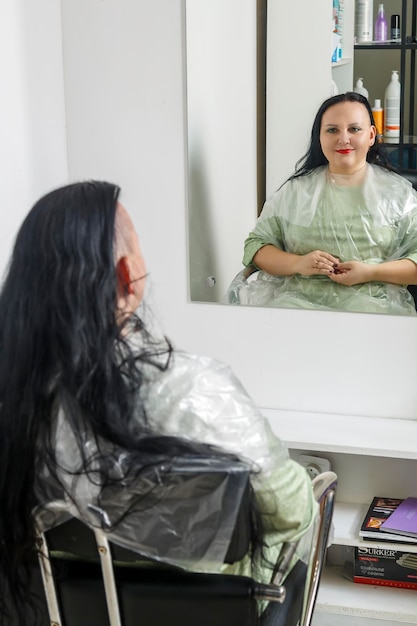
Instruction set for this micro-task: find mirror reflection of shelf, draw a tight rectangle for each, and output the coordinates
[384,136,417,145]
[354,41,402,48]
[332,57,352,68]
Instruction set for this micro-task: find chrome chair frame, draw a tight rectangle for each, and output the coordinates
[37,471,337,626]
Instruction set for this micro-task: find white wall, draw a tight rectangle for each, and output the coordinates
[0,0,68,280]
[266,0,333,194]
[57,0,417,421]
[186,0,258,301]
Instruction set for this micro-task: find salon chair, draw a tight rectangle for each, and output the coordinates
[228,265,260,305]
[36,459,337,626]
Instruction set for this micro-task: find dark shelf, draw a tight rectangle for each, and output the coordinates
[355,42,417,50]
[355,43,402,50]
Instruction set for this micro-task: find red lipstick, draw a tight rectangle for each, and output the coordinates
[336,149,353,154]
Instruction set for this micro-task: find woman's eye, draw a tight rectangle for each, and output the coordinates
[326,128,337,133]
[350,127,361,133]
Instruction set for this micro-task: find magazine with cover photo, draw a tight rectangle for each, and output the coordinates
[380,497,417,539]
[359,497,417,545]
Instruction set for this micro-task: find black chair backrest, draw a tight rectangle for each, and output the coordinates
[35,462,337,626]
[45,541,260,626]
[45,476,252,565]
[41,473,258,626]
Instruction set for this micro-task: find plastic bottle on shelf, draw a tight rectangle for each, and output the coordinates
[372,99,384,139]
[390,14,401,42]
[375,4,388,41]
[384,71,400,138]
[353,77,369,99]
[354,0,373,43]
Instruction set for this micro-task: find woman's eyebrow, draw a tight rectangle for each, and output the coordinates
[323,121,361,127]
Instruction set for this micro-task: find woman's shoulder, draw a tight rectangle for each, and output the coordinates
[276,166,327,193]
[369,163,415,191]
[164,350,244,390]
[264,167,327,212]
[140,348,246,398]
[366,164,417,219]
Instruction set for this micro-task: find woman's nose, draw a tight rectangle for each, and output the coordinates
[338,131,350,144]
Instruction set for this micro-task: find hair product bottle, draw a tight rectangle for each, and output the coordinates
[375,4,388,41]
[353,77,369,99]
[391,14,400,42]
[372,99,384,139]
[355,0,373,43]
[384,70,400,138]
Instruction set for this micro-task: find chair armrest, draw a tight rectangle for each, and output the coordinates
[300,471,337,626]
[265,471,337,625]
[227,266,259,303]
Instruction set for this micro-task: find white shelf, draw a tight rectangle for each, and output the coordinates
[316,566,417,623]
[332,57,352,68]
[333,502,417,552]
[262,408,417,459]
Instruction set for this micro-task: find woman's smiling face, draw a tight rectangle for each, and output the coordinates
[319,100,376,174]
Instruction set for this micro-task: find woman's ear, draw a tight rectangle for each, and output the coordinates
[369,125,377,146]
[116,256,134,295]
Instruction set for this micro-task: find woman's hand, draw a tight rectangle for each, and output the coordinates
[329,261,372,286]
[293,250,340,276]
[330,258,417,286]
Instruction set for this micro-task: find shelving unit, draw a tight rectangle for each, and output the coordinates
[354,0,417,170]
[263,408,417,625]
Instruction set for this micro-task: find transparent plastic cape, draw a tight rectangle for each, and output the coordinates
[34,350,316,577]
[233,165,417,315]
[35,446,251,572]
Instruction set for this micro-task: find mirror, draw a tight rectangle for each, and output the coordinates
[186,0,417,316]
[54,0,417,421]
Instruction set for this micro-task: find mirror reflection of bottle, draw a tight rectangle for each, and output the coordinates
[375,4,388,42]
[384,70,400,138]
[391,14,400,42]
[354,77,369,99]
[355,0,373,43]
[372,99,384,139]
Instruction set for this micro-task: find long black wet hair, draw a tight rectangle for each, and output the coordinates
[0,181,263,624]
[287,92,395,182]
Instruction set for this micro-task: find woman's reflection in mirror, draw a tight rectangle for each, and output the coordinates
[231,92,417,315]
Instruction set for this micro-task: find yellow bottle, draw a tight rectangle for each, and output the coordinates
[372,99,384,140]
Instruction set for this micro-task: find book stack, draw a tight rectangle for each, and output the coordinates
[380,497,417,540]
[355,496,417,589]
[359,497,417,544]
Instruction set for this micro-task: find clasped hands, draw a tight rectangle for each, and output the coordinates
[295,250,372,286]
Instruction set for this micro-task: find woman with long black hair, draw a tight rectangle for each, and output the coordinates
[0,181,316,624]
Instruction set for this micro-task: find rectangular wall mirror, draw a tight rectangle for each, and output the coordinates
[186,0,417,317]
